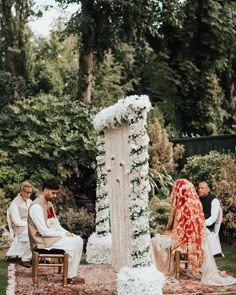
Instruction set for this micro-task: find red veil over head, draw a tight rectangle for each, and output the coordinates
[169,179,206,274]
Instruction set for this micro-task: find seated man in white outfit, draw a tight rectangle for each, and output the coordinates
[28,178,84,284]
[198,181,223,256]
[6,181,33,267]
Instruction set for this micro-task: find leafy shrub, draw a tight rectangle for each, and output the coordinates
[0,189,10,227]
[0,150,27,187]
[0,94,97,196]
[181,151,234,188]
[149,196,171,235]
[212,158,236,230]
[0,71,26,108]
[149,168,174,199]
[58,207,95,239]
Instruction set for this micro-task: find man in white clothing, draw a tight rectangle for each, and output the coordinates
[198,181,223,256]
[28,178,84,284]
[7,181,33,267]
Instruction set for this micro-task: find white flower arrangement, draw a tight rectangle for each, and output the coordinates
[86,232,112,264]
[117,265,165,295]
[86,95,165,293]
[86,133,111,264]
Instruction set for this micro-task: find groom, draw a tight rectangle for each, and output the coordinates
[28,178,84,284]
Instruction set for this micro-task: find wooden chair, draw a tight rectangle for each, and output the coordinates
[175,251,188,280]
[32,248,69,287]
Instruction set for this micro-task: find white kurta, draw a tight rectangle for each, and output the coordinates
[6,196,32,261]
[205,199,223,256]
[29,204,83,279]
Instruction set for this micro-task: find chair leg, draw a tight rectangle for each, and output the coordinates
[32,252,39,287]
[175,251,180,280]
[62,253,69,287]
[58,258,62,274]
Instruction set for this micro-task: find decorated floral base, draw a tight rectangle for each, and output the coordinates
[86,232,112,264]
[117,264,165,295]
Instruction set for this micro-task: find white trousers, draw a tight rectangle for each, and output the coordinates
[21,240,32,261]
[207,229,223,256]
[6,231,32,262]
[49,235,83,278]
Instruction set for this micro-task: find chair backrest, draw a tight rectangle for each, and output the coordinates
[214,206,223,235]
[6,208,15,240]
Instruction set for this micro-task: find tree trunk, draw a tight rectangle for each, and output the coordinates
[77,0,95,104]
[78,35,94,104]
[1,0,28,78]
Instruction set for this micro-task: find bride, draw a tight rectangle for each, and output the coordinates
[152,179,236,286]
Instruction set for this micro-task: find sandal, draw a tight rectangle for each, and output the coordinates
[67,277,85,284]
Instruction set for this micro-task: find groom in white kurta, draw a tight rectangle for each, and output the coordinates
[28,179,83,283]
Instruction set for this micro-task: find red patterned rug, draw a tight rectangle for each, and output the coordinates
[7,263,236,295]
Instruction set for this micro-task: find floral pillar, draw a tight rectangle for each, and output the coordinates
[86,95,165,294]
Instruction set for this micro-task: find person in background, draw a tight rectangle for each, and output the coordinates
[198,181,223,256]
[28,178,84,284]
[158,179,236,285]
[8,181,33,268]
[164,178,206,277]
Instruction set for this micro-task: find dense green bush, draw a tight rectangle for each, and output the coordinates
[0,150,27,187]
[58,207,95,238]
[0,94,97,196]
[149,196,171,235]
[212,157,236,230]
[181,151,234,188]
[0,189,10,227]
[0,71,26,105]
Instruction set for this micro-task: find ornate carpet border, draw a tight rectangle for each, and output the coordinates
[6,263,16,295]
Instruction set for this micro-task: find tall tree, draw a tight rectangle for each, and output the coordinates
[145,0,236,135]
[0,0,36,78]
[56,0,157,103]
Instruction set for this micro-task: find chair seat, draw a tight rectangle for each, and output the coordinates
[35,248,65,254]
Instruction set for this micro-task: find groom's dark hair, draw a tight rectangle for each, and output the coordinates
[41,178,59,190]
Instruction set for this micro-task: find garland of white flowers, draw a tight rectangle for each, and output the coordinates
[128,108,152,267]
[86,95,165,294]
[86,133,112,264]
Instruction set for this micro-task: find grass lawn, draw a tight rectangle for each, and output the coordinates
[0,244,235,295]
[216,244,236,276]
[0,248,8,295]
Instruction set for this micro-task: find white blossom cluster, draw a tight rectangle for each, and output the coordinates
[128,113,152,267]
[95,134,110,235]
[86,134,111,264]
[117,265,165,295]
[86,232,112,264]
[93,95,151,132]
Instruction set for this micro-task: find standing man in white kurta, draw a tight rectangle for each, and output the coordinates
[198,181,223,256]
[7,181,33,267]
[28,179,84,284]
